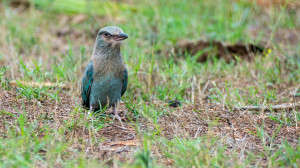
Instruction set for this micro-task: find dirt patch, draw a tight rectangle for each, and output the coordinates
[175,40,265,62]
[159,102,299,145]
[9,0,30,9]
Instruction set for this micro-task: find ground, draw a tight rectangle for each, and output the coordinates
[0,0,300,167]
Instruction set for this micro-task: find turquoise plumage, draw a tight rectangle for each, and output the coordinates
[81,26,128,121]
[81,61,93,109]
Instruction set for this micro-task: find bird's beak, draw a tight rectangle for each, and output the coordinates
[114,33,128,41]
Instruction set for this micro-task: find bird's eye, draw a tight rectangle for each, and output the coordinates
[104,33,110,37]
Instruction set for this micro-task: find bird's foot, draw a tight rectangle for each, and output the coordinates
[112,107,125,128]
[114,113,126,122]
[113,114,125,128]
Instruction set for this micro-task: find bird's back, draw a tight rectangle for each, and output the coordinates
[81,61,94,109]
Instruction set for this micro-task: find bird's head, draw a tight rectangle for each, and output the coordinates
[96,26,128,48]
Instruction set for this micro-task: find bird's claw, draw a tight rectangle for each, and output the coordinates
[113,114,125,128]
[114,114,126,121]
[112,106,126,128]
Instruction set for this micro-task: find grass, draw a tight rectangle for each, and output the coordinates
[0,0,300,167]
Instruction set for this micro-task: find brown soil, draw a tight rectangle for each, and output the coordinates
[175,40,265,62]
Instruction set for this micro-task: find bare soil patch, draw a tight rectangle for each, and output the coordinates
[175,40,265,62]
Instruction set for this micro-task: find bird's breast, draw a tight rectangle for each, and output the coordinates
[90,72,123,107]
[93,72,122,91]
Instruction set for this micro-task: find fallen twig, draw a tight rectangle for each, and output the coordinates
[233,102,300,111]
[102,140,138,146]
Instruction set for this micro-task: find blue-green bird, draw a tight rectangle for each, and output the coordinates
[81,26,128,121]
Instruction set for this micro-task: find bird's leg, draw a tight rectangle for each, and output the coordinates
[112,106,122,121]
[88,106,94,115]
[112,106,125,128]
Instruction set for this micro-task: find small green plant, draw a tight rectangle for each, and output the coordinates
[132,136,154,168]
[275,140,300,167]
[134,148,152,168]
[160,136,237,167]
[0,66,12,90]
[15,80,60,102]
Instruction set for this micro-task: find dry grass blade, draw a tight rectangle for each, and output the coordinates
[9,80,69,90]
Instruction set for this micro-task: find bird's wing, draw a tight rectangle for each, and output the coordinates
[81,61,94,108]
[121,68,128,97]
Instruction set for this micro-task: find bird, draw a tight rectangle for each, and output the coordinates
[81,26,128,122]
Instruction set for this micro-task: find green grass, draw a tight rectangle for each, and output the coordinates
[0,0,300,167]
